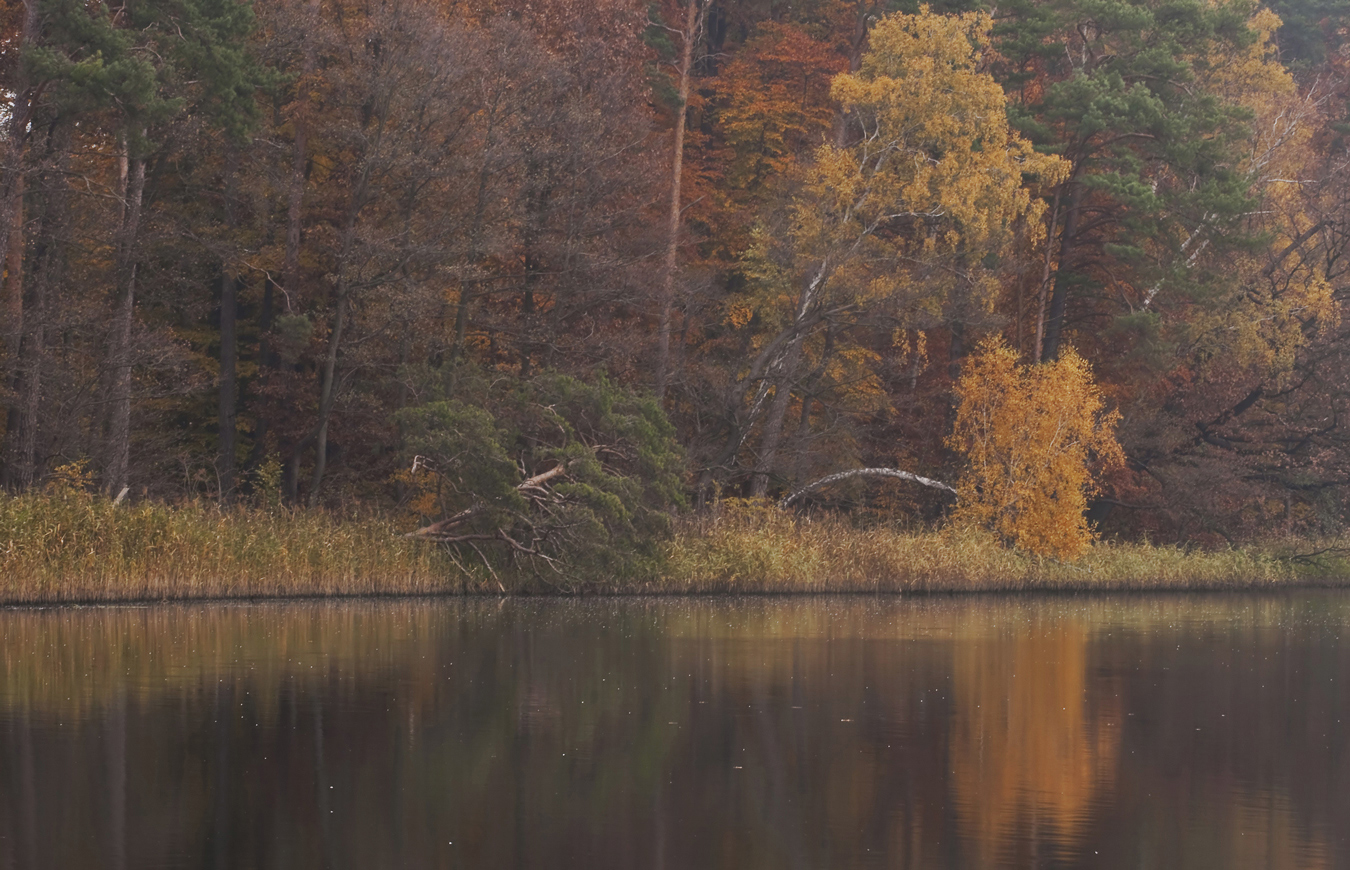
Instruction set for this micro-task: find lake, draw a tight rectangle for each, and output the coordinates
[0,594,1346,869]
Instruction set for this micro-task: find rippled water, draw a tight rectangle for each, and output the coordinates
[0,594,1347,869]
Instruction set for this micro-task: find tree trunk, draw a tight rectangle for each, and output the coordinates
[1030,186,1063,362]
[450,102,502,362]
[307,288,347,507]
[305,120,385,503]
[830,0,873,148]
[218,278,238,500]
[789,327,836,482]
[2,175,22,367]
[277,0,321,497]
[655,0,702,400]
[3,124,69,490]
[1040,173,1085,362]
[283,0,321,305]
[218,152,239,501]
[105,145,146,497]
[0,1,39,342]
[11,250,48,490]
[1,2,41,472]
[749,265,826,498]
[2,172,24,468]
[700,297,824,502]
[747,337,804,498]
[248,274,277,473]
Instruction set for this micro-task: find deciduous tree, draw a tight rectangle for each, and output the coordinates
[715,8,1066,498]
[948,337,1123,559]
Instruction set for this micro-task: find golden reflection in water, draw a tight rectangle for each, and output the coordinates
[1224,787,1332,870]
[948,618,1121,866]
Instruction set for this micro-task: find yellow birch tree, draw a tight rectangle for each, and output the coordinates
[948,338,1124,559]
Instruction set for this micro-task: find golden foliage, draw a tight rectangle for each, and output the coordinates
[728,7,1071,433]
[947,338,1124,560]
[1183,8,1339,376]
[45,459,97,498]
[822,7,1068,252]
[738,7,1069,330]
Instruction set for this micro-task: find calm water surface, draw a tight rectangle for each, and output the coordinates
[0,594,1347,869]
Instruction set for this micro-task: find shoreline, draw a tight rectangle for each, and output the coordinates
[4,578,1350,609]
[5,569,1350,607]
[3,493,1347,605]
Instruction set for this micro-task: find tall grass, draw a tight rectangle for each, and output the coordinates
[0,492,462,603]
[652,502,1326,593]
[1,493,1344,603]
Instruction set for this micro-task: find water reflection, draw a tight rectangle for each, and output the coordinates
[0,596,1346,868]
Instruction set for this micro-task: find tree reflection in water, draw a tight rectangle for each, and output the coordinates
[0,596,1344,869]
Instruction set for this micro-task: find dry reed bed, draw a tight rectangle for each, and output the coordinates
[0,494,457,604]
[1,494,1345,603]
[652,507,1339,593]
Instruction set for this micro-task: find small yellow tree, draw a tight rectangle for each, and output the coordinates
[947,338,1124,559]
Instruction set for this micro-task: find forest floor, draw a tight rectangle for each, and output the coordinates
[1,494,1345,604]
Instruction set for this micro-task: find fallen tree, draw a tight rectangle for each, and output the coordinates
[397,368,685,581]
[779,467,955,509]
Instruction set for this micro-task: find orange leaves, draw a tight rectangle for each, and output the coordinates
[711,22,846,192]
[948,338,1123,560]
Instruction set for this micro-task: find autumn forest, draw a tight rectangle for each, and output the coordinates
[1,0,1349,565]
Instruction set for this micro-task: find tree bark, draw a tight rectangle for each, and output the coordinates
[1032,186,1063,363]
[748,335,805,498]
[655,0,702,400]
[306,104,388,504]
[248,274,276,473]
[405,462,571,539]
[2,172,24,471]
[699,299,828,503]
